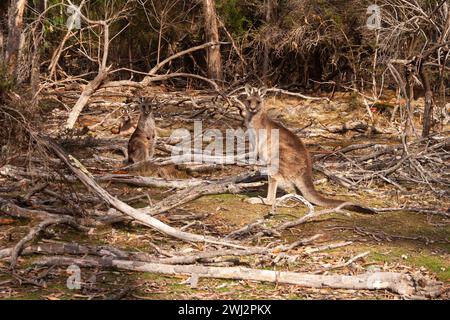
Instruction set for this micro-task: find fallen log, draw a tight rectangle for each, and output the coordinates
[0,242,265,265]
[0,164,264,190]
[1,234,322,264]
[9,216,90,268]
[36,256,443,298]
[326,121,373,134]
[97,174,206,189]
[0,202,100,227]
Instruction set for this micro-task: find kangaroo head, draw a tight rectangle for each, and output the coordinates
[120,108,131,121]
[138,97,158,116]
[243,84,267,114]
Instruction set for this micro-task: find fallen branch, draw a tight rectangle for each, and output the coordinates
[35,256,443,297]
[141,180,263,216]
[275,234,324,251]
[1,235,318,264]
[0,164,261,190]
[40,136,249,249]
[143,72,220,91]
[97,174,206,189]
[141,41,229,84]
[10,216,90,268]
[303,241,354,255]
[0,201,103,227]
[325,121,380,134]
[0,242,127,260]
[276,198,350,231]
[267,88,329,101]
[313,251,370,274]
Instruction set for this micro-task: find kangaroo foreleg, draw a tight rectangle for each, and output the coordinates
[246,176,279,205]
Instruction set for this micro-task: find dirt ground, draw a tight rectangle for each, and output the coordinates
[0,89,449,300]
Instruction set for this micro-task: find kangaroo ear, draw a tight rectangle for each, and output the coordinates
[138,99,145,112]
[244,84,252,96]
[258,87,268,98]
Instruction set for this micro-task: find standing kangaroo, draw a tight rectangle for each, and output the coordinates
[127,97,157,164]
[243,85,375,214]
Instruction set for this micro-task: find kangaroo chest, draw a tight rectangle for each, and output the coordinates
[247,115,278,165]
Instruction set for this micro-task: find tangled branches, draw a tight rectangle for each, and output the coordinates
[316,134,450,197]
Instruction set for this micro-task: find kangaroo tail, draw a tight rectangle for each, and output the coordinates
[294,176,376,215]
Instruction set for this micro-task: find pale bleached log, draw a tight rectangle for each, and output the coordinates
[36,256,442,297]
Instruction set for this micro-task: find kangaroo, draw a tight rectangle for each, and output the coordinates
[118,109,134,136]
[127,97,157,164]
[243,85,375,214]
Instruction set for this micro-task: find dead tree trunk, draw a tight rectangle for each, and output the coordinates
[5,0,27,81]
[404,64,416,137]
[420,62,433,137]
[31,0,47,101]
[0,25,4,66]
[36,257,443,298]
[65,20,111,130]
[202,0,222,82]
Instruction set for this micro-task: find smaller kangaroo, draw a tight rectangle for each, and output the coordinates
[118,109,134,136]
[127,97,157,164]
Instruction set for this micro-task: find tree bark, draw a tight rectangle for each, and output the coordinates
[36,256,443,297]
[0,25,4,66]
[65,19,110,130]
[65,68,109,129]
[202,0,222,82]
[420,62,433,137]
[31,0,47,101]
[5,0,27,81]
[262,0,274,82]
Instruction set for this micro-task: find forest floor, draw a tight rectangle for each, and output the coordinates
[0,88,449,300]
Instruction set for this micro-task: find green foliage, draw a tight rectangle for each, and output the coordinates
[0,65,14,98]
[413,255,450,281]
[348,92,362,111]
[217,0,251,36]
[423,0,442,7]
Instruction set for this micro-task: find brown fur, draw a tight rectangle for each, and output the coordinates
[118,109,135,136]
[127,97,157,164]
[111,109,135,135]
[243,85,375,214]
